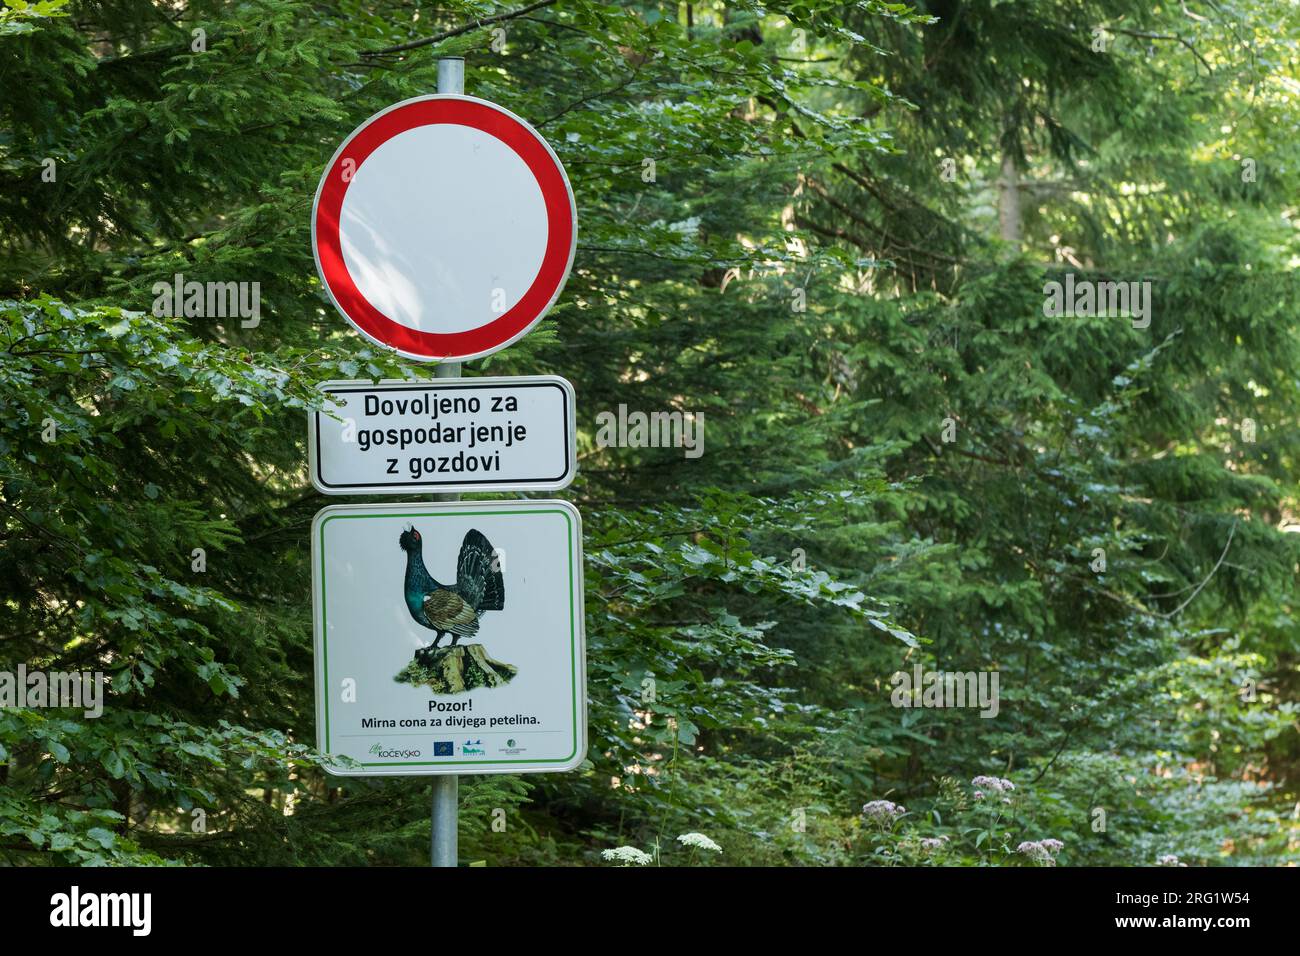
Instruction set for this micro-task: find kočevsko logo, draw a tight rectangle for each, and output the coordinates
[369,742,422,758]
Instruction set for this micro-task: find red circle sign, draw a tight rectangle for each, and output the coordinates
[312,95,577,363]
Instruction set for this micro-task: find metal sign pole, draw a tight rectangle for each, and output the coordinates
[430,771,458,867]
[430,54,466,870]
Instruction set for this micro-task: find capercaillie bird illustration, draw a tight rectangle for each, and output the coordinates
[398,526,505,649]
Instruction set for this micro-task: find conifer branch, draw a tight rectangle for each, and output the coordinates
[363,0,559,57]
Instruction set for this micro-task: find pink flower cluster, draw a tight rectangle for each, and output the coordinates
[1016,839,1064,865]
[971,775,1016,804]
[861,800,906,823]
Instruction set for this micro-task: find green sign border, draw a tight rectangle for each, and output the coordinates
[318,506,580,769]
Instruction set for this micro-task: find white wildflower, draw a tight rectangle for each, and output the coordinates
[675,832,722,853]
[601,846,652,866]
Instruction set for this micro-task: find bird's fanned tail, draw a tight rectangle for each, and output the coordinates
[456,529,505,612]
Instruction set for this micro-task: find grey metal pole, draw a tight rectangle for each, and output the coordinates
[430,54,466,869]
[430,774,458,866]
[430,351,460,868]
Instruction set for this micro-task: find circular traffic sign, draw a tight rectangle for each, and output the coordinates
[312,95,577,363]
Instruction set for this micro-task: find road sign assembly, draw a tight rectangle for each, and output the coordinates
[309,63,584,864]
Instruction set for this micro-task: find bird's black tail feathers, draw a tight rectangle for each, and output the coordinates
[456,529,505,612]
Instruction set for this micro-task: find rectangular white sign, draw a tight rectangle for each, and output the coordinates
[308,375,576,495]
[312,500,586,776]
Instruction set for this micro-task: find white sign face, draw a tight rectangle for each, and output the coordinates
[311,95,577,363]
[312,500,586,776]
[308,376,576,495]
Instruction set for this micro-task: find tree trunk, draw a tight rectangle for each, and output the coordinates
[998,146,1022,248]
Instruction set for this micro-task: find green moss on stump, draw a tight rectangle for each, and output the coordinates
[394,643,517,694]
